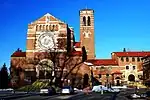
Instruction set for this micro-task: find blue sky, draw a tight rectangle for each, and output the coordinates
[1,0,150,68]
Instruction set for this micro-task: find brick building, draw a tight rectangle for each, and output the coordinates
[10,8,150,87]
[10,9,94,87]
[84,51,150,86]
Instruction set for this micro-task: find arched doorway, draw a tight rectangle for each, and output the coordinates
[83,74,89,88]
[128,74,135,82]
[115,77,121,86]
[36,59,54,79]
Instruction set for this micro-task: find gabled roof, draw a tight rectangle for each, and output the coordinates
[80,8,94,11]
[31,13,66,24]
[86,59,118,66]
[112,52,150,57]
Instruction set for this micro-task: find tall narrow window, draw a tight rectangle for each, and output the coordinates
[49,25,51,31]
[87,16,91,26]
[137,57,140,62]
[39,25,42,31]
[132,57,135,62]
[36,25,40,31]
[126,57,129,62]
[46,25,49,31]
[83,16,86,26]
[43,25,45,31]
[121,57,124,62]
[52,25,55,31]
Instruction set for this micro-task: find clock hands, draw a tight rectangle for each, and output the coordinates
[44,38,51,45]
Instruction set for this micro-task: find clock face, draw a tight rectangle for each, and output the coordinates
[38,33,55,50]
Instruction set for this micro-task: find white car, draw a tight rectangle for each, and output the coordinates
[74,88,82,93]
[40,87,56,96]
[131,94,141,99]
[61,86,74,94]
[40,88,49,95]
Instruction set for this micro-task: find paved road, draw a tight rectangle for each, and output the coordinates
[11,94,78,100]
[68,92,115,100]
[10,92,116,100]
[2,88,148,100]
[116,88,148,100]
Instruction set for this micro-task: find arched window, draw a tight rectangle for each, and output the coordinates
[39,25,42,31]
[36,25,39,31]
[83,16,86,26]
[43,25,45,31]
[87,16,91,26]
[46,25,49,31]
[126,57,129,62]
[52,25,55,31]
[132,57,135,62]
[137,57,140,62]
[49,25,51,31]
[121,57,124,62]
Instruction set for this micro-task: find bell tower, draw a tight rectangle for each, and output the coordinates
[80,9,95,59]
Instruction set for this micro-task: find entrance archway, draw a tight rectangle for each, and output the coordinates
[36,59,54,79]
[83,74,89,88]
[115,77,121,86]
[128,74,135,82]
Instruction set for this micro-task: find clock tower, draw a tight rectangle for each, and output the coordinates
[80,9,95,59]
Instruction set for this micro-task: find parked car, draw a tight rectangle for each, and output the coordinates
[74,88,82,93]
[61,86,74,94]
[40,87,56,96]
[130,94,141,99]
[92,85,120,93]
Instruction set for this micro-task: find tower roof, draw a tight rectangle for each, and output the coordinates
[80,8,94,12]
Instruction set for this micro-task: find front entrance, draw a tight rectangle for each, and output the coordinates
[128,74,135,82]
[115,77,121,86]
[116,80,120,86]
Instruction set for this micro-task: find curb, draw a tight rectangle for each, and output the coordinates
[0,93,37,100]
